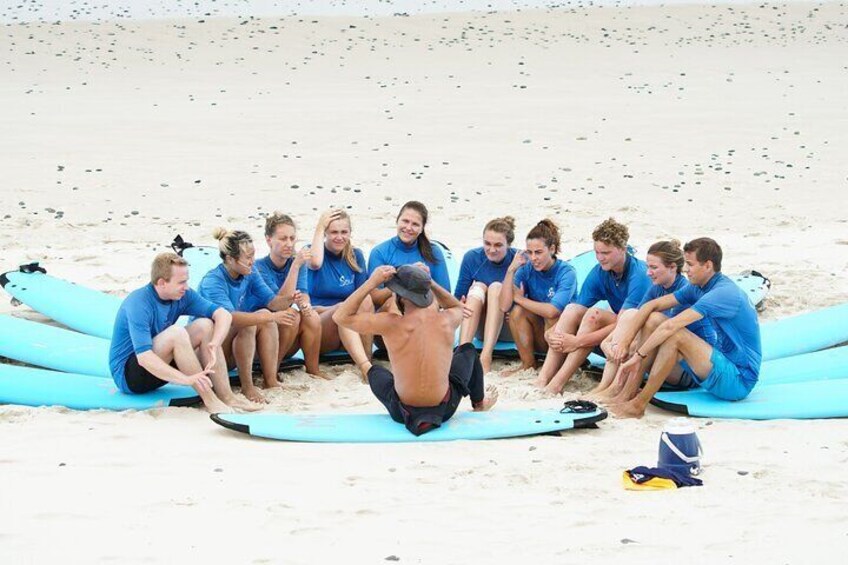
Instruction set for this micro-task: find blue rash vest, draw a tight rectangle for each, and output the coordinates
[198,263,276,313]
[368,236,451,292]
[639,274,716,344]
[109,284,218,393]
[308,247,368,307]
[453,247,518,300]
[576,254,651,313]
[674,272,762,387]
[512,259,577,313]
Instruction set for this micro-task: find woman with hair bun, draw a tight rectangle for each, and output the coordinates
[367,201,451,308]
[197,227,304,402]
[498,218,577,376]
[454,216,519,372]
[590,240,716,403]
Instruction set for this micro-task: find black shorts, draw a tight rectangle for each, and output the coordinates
[124,354,171,393]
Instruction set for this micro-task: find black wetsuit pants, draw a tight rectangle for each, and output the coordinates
[367,342,486,435]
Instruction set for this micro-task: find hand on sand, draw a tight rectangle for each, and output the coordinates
[472,385,499,411]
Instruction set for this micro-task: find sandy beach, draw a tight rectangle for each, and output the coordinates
[1,1,847,562]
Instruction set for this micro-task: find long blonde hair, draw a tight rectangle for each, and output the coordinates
[329,211,362,273]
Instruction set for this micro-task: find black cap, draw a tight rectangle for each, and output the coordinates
[385,265,433,308]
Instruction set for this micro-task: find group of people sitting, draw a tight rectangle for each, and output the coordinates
[108,200,762,433]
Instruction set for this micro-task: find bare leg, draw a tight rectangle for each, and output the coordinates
[612,328,713,418]
[300,310,330,379]
[535,304,585,388]
[544,308,617,394]
[503,304,540,375]
[479,283,506,373]
[472,384,499,411]
[223,324,265,403]
[151,323,231,413]
[277,308,301,366]
[255,314,281,390]
[605,312,668,403]
[459,283,487,345]
[331,298,375,380]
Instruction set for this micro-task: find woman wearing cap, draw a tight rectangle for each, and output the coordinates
[306,209,374,380]
[198,228,302,403]
[454,216,518,373]
[367,201,451,308]
[499,219,577,376]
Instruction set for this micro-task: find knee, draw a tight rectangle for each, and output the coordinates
[192,317,214,336]
[509,305,526,322]
[240,325,257,339]
[646,312,668,331]
[583,308,604,329]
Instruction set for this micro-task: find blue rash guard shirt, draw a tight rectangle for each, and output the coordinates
[576,254,651,313]
[453,247,518,300]
[368,236,451,292]
[308,247,368,307]
[254,255,309,295]
[109,284,218,393]
[639,274,716,344]
[674,272,762,387]
[198,263,277,313]
[512,259,577,313]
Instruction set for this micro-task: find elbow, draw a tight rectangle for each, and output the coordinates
[331,311,344,326]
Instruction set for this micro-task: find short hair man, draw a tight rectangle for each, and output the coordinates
[109,252,258,412]
[610,238,762,418]
[334,265,497,436]
[536,218,651,394]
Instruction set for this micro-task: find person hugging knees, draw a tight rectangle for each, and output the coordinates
[197,228,307,404]
[109,252,260,413]
[498,218,577,376]
[536,217,650,394]
[609,237,761,418]
[305,209,374,381]
[587,239,716,405]
[455,216,519,373]
[255,212,326,379]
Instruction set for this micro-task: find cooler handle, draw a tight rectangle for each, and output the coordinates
[661,432,703,464]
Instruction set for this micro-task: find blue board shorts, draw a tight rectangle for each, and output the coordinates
[694,348,753,401]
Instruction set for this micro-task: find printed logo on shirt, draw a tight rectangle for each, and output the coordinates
[339,275,354,287]
[547,287,555,299]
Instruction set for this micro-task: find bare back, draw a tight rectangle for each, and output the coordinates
[382,304,459,407]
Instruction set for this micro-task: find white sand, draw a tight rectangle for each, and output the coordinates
[1,2,847,562]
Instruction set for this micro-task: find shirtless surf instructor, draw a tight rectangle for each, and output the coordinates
[334,265,498,436]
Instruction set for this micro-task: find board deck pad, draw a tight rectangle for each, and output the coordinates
[211,407,607,443]
[0,364,199,410]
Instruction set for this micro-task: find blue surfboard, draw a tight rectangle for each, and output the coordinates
[0,363,199,410]
[651,378,848,420]
[211,407,607,443]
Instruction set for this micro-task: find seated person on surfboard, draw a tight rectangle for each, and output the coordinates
[536,218,650,395]
[586,240,716,405]
[199,228,322,405]
[499,219,576,377]
[257,212,323,378]
[109,253,259,413]
[334,265,498,436]
[454,215,518,373]
[610,238,762,418]
[306,209,374,381]
[367,200,451,309]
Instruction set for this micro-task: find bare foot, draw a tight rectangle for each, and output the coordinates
[241,386,267,404]
[543,383,563,395]
[609,401,646,419]
[226,396,264,412]
[472,385,499,412]
[502,362,536,377]
[262,379,282,390]
[202,396,232,414]
[307,369,334,381]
